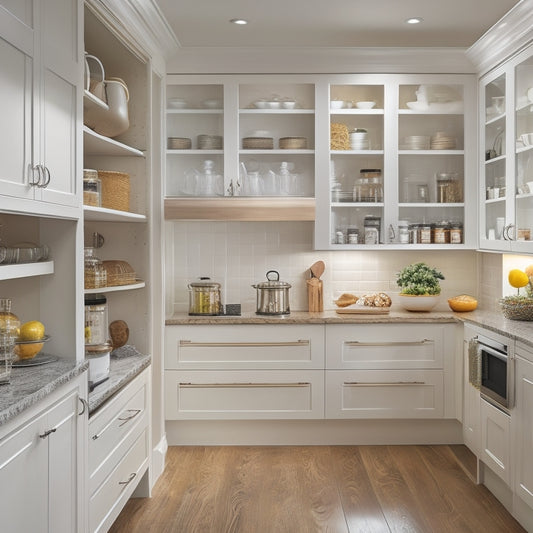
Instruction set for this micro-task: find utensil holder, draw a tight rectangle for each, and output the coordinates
[307,278,323,312]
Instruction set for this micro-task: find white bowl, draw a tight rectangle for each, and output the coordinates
[266,101,281,109]
[406,101,429,111]
[282,101,296,109]
[397,294,440,312]
[202,99,222,109]
[254,101,267,109]
[330,100,344,109]
[356,101,376,109]
[168,98,187,109]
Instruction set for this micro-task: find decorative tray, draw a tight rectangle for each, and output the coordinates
[336,307,390,314]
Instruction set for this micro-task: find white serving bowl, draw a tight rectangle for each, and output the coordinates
[356,101,376,109]
[406,101,429,111]
[168,98,187,109]
[266,101,281,109]
[202,99,222,109]
[282,101,296,109]
[330,100,344,109]
[254,101,267,109]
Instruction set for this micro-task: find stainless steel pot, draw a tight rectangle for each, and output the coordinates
[252,270,291,315]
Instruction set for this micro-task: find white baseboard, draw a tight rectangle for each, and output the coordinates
[151,434,168,485]
[165,419,463,446]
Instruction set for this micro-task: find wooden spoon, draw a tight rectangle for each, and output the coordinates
[310,260,325,279]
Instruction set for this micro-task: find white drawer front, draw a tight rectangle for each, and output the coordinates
[89,371,148,492]
[165,325,325,369]
[165,369,324,419]
[326,369,444,419]
[89,428,149,533]
[326,324,446,369]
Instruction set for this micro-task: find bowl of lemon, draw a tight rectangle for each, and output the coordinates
[14,321,49,360]
[499,267,533,321]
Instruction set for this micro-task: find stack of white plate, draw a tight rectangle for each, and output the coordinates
[430,132,456,150]
[349,130,369,150]
[403,135,430,150]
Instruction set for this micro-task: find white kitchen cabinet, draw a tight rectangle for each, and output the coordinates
[479,42,533,253]
[463,324,481,456]
[0,374,87,533]
[0,0,82,212]
[480,397,511,486]
[325,322,457,419]
[164,324,325,419]
[513,345,533,509]
[316,73,477,249]
[88,368,150,533]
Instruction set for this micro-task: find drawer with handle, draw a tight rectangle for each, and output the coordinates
[165,369,324,419]
[89,369,149,493]
[165,325,325,369]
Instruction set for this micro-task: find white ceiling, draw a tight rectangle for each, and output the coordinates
[154,0,521,48]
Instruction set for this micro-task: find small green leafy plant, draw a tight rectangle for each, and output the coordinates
[396,262,445,295]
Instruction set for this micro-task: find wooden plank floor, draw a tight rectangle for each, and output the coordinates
[109,445,526,533]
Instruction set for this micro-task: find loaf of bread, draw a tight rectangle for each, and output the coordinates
[334,293,359,307]
[358,292,392,308]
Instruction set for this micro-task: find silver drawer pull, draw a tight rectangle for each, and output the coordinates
[118,472,136,486]
[344,339,433,347]
[179,382,311,388]
[343,381,426,387]
[39,428,57,439]
[179,340,309,348]
[118,409,142,427]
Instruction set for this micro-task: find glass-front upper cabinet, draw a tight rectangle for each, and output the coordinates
[479,42,533,253]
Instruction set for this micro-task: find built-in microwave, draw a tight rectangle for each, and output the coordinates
[478,334,514,413]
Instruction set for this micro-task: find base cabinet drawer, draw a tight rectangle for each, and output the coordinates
[165,325,325,369]
[325,369,444,419]
[89,428,149,533]
[165,370,324,419]
[326,324,449,369]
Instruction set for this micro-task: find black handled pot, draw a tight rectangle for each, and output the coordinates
[252,270,291,315]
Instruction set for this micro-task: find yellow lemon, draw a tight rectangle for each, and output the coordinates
[508,269,530,289]
[18,321,45,341]
[14,342,44,359]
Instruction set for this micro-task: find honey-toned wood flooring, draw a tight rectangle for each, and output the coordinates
[109,445,526,533]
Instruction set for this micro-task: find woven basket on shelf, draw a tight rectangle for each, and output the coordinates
[279,137,307,149]
[102,260,136,286]
[167,137,192,149]
[98,170,130,212]
[197,134,223,150]
[242,137,274,149]
[499,298,533,321]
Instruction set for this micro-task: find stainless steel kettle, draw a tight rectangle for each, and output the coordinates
[252,270,291,315]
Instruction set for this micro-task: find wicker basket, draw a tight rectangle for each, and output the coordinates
[242,137,274,149]
[102,260,136,286]
[499,298,533,321]
[98,170,130,212]
[168,137,192,149]
[279,137,307,149]
[197,134,223,150]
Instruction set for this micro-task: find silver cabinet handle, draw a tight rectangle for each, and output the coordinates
[179,382,311,388]
[40,165,51,188]
[180,340,309,348]
[39,428,57,439]
[343,381,426,387]
[118,472,136,486]
[344,339,433,347]
[29,164,41,186]
[78,398,89,416]
[118,409,141,427]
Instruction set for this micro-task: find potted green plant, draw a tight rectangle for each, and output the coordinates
[396,262,445,311]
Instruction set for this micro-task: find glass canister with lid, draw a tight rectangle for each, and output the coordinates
[0,298,19,384]
[84,247,107,289]
[188,277,222,315]
[84,294,108,345]
[83,169,101,207]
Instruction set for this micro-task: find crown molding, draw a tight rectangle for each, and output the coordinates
[166,46,475,75]
[85,0,179,72]
[466,0,533,77]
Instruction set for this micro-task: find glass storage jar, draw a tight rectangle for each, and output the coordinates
[83,169,101,207]
[84,247,107,289]
[433,222,450,244]
[436,172,463,203]
[188,278,222,315]
[0,298,19,385]
[84,294,108,345]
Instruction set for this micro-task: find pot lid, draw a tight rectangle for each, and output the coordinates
[189,277,221,289]
[254,270,291,289]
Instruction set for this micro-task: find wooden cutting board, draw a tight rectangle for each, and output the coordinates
[336,306,390,314]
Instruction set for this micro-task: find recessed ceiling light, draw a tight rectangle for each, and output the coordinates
[405,17,423,24]
[230,18,248,25]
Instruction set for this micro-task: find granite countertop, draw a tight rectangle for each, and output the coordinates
[166,309,533,348]
[0,358,89,427]
[88,352,151,414]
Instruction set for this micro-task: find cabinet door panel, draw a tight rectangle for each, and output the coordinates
[0,0,34,28]
[0,36,33,199]
[0,416,47,533]
[480,398,510,485]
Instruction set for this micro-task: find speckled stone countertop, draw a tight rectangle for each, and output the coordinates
[0,358,89,427]
[166,309,533,347]
[88,353,151,415]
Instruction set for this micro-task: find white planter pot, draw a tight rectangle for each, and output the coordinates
[397,294,440,312]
